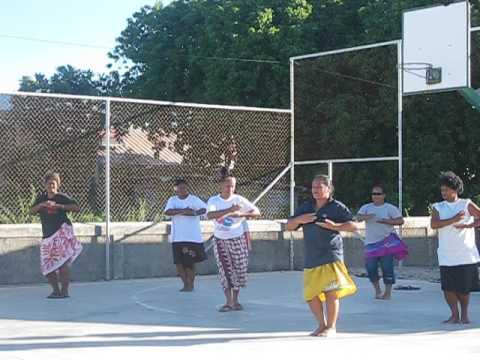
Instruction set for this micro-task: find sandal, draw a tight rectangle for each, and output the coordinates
[394,285,420,291]
[46,293,63,299]
[232,303,244,311]
[218,304,233,312]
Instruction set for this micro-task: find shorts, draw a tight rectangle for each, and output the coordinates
[440,263,479,294]
[172,242,207,268]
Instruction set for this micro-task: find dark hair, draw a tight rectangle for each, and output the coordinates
[44,171,61,186]
[312,174,334,194]
[174,178,187,186]
[439,171,464,194]
[372,183,385,194]
[218,167,235,182]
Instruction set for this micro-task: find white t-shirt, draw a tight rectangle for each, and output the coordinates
[207,194,259,239]
[433,198,480,266]
[164,195,207,243]
[358,202,402,245]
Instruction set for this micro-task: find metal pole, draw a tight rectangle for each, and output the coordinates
[289,59,296,272]
[290,59,295,216]
[397,40,403,214]
[2,90,289,114]
[397,40,404,269]
[295,156,399,166]
[290,231,295,271]
[291,40,400,61]
[252,164,292,205]
[328,161,333,181]
[105,99,112,281]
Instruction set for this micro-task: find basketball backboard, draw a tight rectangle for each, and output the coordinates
[402,1,470,95]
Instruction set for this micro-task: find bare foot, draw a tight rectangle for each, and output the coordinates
[232,303,244,311]
[47,292,63,299]
[442,317,460,324]
[375,293,383,300]
[318,327,336,337]
[461,318,471,324]
[381,293,391,300]
[310,326,326,336]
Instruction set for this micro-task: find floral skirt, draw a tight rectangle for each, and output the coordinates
[40,223,83,276]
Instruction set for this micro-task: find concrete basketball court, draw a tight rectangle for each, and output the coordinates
[0,271,479,359]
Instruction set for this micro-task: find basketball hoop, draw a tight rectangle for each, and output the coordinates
[401,63,442,84]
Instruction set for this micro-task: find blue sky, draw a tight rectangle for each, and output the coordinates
[0,0,173,92]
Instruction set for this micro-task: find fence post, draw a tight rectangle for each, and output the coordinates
[289,231,295,271]
[105,98,112,281]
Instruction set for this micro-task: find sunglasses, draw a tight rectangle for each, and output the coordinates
[371,192,384,196]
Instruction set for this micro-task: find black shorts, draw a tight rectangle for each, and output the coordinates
[440,263,480,294]
[172,242,207,268]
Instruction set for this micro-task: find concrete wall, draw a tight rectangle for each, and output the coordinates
[0,217,462,285]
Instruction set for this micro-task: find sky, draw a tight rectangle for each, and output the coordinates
[0,0,173,92]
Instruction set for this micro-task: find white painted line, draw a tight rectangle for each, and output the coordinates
[131,286,178,314]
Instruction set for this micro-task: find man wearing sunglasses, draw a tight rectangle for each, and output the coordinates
[356,185,404,300]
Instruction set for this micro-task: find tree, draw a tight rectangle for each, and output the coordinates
[16,0,480,215]
[18,65,128,97]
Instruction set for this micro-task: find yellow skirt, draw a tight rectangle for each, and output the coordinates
[304,261,357,302]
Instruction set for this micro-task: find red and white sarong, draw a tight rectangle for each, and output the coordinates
[40,223,82,276]
[213,234,249,290]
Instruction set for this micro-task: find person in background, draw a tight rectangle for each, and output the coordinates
[207,171,260,312]
[30,172,82,299]
[356,184,404,300]
[164,178,207,292]
[430,171,480,324]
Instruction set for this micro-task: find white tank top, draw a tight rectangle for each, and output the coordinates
[433,198,480,266]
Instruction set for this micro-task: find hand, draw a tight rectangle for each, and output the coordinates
[296,213,317,224]
[358,213,375,221]
[317,218,337,230]
[39,201,51,208]
[230,211,243,218]
[243,209,257,219]
[230,204,242,212]
[454,223,473,229]
[453,211,465,222]
[182,207,196,216]
[46,201,62,209]
[376,218,391,225]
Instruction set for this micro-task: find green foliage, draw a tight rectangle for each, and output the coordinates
[16,0,480,215]
[70,211,106,223]
[0,186,39,224]
[111,198,166,223]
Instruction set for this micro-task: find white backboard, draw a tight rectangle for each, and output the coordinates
[402,1,470,95]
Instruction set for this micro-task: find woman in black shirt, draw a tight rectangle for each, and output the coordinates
[31,172,82,298]
[287,175,358,337]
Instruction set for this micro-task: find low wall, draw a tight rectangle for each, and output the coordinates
[0,217,460,285]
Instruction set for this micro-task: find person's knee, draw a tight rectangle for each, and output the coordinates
[307,296,322,305]
[383,276,395,285]
[365,266,379,283]
[325,291,338,301]
[182,264,195,275]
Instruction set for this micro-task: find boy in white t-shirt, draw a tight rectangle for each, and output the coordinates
[164,179,207,292]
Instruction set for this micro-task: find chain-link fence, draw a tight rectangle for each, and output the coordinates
[291,43,401,211]
[0,93,291,224]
